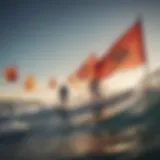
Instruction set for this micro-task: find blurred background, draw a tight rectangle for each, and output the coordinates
[0,0,160,159]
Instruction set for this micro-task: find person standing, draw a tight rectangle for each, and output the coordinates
[56,85,73,158]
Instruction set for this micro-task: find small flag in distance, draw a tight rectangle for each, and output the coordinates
[24,75,36,92]
[3,65,18,82]
[49,78,57,89]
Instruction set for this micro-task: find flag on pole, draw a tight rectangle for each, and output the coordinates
[95,19,146,80]
[76,53,98,80]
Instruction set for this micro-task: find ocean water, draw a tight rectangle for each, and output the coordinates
[0,88,160,160]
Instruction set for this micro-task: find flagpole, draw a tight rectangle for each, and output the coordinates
[139,16,151,90]
[137,16,152,155]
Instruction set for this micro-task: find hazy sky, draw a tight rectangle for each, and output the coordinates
[0,0,160,94]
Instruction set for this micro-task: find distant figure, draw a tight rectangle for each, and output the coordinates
[58,85,69,119]
[57,85,73,157]
[59,85,69,105]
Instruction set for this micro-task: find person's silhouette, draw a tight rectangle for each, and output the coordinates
[57,85,73,157]
[59,85,69,105]
[58,85,70,120]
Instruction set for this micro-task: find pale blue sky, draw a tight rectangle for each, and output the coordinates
[0,0,160,92]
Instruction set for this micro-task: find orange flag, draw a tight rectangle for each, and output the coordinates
[76,53,98,80]
[67,73,79,88]
[68,74,76,84]
[95,19,146,80]
[24,75,36,91]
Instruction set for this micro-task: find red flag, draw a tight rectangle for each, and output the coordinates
[3,65,18,82]
[76,53,98,80]
[95,19,146,80]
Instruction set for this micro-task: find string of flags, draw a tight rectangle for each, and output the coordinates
[1,18,146,92]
